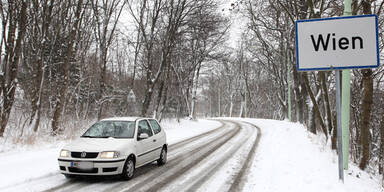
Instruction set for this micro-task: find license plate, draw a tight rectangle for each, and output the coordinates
[71,161,93,170]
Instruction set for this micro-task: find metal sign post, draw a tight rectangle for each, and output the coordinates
[335,71,344,182]
[342,0,352,171]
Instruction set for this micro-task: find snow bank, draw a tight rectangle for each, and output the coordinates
[229,118,382,192]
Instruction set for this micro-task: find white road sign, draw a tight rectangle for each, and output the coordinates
[296,14,379,71]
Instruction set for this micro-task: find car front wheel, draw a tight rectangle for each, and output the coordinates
[157,147,167,166]
[121,157,135,180]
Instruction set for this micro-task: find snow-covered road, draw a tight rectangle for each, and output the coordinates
[2,120,260,192]
[1,118,381,192]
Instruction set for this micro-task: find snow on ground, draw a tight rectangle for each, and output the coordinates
[0,118,382,192]
[161,119,222,145]
[0,119,221,191]
[223,118,382,192]
[187,121,258,192]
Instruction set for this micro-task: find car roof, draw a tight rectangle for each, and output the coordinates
[101,117,146,122]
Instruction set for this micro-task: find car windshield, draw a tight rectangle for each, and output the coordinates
[81,121,135,138]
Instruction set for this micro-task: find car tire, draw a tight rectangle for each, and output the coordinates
[121,157,135,180]
[157,147,167,166]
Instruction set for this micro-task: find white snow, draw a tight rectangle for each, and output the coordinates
[0,118,382,192]
[0,119,221,191]
[0,147,65,190]
[226,118,383,192]
[165,121,259,192]
[161,119,222,145]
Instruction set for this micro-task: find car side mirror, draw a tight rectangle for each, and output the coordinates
[138,133,149,140]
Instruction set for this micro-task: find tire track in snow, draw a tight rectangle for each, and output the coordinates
[228,121,261,192]
[41,180,76,192]
[113,121,240,192]
[183,120,251,192]
[40,120,230,192]
[17,120,252,192]
[162,120,260,192]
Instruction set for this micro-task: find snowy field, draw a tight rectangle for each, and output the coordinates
[0,118,382,192]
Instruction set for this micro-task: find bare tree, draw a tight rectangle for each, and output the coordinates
[127,0,164,117]
[178,0,228,119]
[51,0,85,134]
[20,0,55,133]
[91,0,126,120]
[0,0,28,137]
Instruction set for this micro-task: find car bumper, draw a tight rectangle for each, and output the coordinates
[58,158,126,176]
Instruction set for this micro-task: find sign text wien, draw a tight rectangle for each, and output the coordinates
[296,15,379,71]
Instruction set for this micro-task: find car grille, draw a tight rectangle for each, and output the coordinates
[68,167,98,174]
[71,152,99,158]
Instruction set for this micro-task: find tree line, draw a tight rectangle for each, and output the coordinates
[0,0,228,137]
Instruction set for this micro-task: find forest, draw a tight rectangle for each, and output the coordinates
[0,0,384,181]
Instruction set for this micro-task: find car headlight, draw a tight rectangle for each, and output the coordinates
[100,151,120,159]
[60,149,70,157]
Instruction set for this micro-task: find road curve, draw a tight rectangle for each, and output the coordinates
[8,120,261,192]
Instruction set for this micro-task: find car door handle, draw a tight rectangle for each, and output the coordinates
[153,139,156,142]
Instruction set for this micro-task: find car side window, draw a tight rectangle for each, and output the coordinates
[138,120,153,138]
[149,119,161,134]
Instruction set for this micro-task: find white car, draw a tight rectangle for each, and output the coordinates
[58,117,167,180]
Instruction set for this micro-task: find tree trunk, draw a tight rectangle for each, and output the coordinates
[157,67,172,121]
[229,94,234,117]
[303,73,328,139]
[51,0,83,134]
[141,43,169,117]
[359,69,373,170]
[218,88,221,116]
[380,117,384,175]
[190,62,202,120]
[319,71,336,149]
[141,75,154,117]
[309,104,316,134]
[158,82,169,121]
[154,80,165,119]
[27,0,55,133]
[319,72,333,133]
[380,112,384,177]
[155,65,171,120]
[359,0,373,170]
[292,66,305,123]
[0,1,28,137]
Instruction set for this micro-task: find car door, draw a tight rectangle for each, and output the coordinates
[136,120,155,166]
[148,119,164,159]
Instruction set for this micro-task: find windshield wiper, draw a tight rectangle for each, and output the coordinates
[92,136,112,138]
[81,135,116,138]
[114,137,132,139]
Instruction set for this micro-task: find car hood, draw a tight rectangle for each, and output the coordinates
[64,137,135,152]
